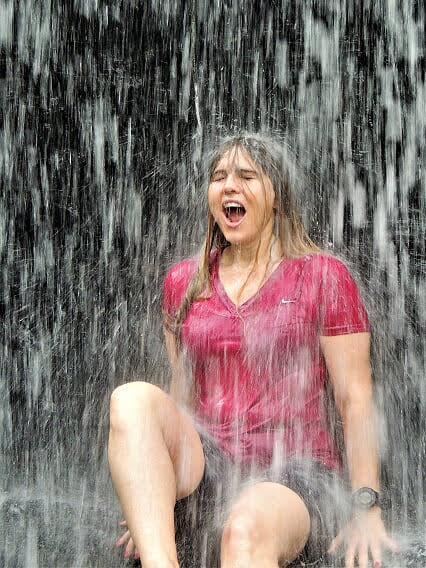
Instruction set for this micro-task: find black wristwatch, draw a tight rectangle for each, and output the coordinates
[351,487,381,509]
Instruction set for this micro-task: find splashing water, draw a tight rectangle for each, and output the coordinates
[0,1,424,566]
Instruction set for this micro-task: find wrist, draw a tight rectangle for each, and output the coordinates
[351,487,385,510]
[355,504,382,515]
[352,505,383,523]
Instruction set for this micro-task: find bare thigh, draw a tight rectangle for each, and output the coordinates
[221,481,311,567]
[110,381,205,499]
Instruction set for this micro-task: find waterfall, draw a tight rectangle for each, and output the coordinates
[0,1,424,566]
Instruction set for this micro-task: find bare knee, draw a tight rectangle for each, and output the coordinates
[221,483,311,567]
[109,381,164,431]
[221,510,263,560]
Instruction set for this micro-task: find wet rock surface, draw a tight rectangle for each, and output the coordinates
[0,495,120,568]
[0,496,424,567]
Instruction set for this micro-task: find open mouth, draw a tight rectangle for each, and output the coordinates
[223,203,246,223]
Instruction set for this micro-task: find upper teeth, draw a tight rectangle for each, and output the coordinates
[225,202,243,208]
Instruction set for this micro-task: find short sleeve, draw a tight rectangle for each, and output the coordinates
[162,260,197,331]
[317,255,370,336]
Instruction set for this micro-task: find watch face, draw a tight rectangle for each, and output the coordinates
[358,490,376,506]
[353,487,379,508]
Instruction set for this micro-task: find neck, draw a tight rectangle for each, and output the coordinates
[223,231,283,270]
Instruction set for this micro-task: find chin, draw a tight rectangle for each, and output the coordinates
[223,233,255,246]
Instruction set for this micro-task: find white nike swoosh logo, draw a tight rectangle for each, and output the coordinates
[281,299,296,304]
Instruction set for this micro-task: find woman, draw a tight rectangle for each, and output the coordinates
[108,134,399,567]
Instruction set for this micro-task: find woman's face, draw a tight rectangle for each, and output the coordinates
[208,146,276,247]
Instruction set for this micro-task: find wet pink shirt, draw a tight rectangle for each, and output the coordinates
[163,251,370,471]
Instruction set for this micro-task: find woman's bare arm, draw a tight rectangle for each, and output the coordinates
[320,332,379,491]
[321,332,398,567]
[164,327,195,409]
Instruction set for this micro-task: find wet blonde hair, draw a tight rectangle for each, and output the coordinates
[166,133,319,342]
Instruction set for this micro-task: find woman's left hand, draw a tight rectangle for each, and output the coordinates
[327,507,400,568]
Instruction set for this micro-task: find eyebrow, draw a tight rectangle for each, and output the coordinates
[212,167,259,176]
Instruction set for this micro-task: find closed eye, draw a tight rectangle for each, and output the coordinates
[210,168,259,182]
[238,169,258,180]
[210,170,227,182]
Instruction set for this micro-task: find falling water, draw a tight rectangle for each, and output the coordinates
[0,1,424,566]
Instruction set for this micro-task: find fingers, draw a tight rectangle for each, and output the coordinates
[344,543,355,568]
[115,530,131,547]
[344,537,372,568]
[382,532,400,554]
[124,536,135,559]
[345,536,399,568]
[115,522,140,560]
[329,525,400,568]
[370,540,382,568]
[356,542,369,568]
[327,530,344,554]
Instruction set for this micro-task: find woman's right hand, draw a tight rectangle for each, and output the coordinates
[115,520,140,560]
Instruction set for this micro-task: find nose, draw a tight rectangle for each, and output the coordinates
[223,171,241,193]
